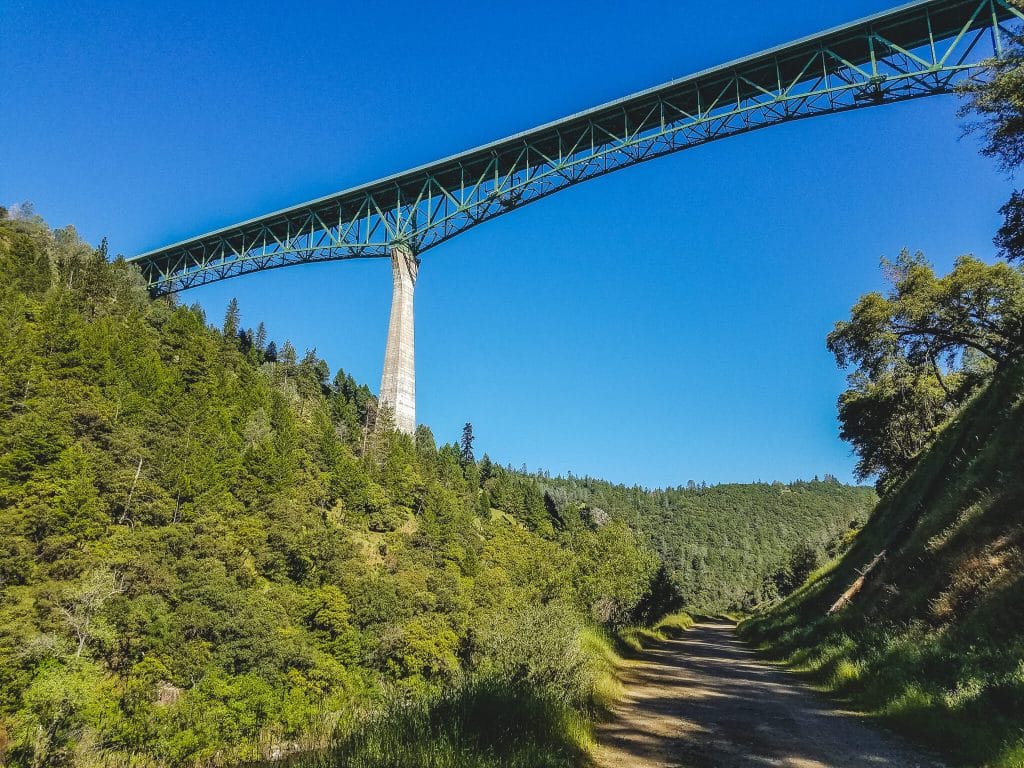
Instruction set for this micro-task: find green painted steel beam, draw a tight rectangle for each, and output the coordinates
[130,0,1024,295]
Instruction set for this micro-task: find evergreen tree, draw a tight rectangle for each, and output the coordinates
[222,297,240,339]
[459,422,475,466]
[415,424,437,455]
[254,321,267,351]
[479,453,493,484]
[280,340,297,366]
[238,327,253,353]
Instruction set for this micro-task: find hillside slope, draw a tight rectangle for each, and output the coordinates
[0,211,883,767]
[0,214,662,767]
[742,360,1024,767]
[536,476,876,611]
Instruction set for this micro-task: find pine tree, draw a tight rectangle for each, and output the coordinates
[479,453,493,483]
[280,340,297,367]
[254,322,267,351]
[222,298,240,339]
[459,422,475,466]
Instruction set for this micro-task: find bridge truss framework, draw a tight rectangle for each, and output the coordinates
[130,0,1024,295]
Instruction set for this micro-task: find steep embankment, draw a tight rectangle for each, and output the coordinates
[743,360,1024,767]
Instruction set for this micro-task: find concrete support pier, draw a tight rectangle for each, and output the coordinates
[379,242,418,435]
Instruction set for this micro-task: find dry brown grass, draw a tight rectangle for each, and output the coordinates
[930,529,1024,623]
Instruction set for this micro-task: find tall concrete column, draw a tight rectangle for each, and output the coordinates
[379,242,418,435]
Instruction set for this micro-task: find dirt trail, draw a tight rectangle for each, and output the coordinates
[594,622,943,768]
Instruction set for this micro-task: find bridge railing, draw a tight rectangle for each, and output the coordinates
[132,0,1023,295]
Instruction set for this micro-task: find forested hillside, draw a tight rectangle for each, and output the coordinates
[533,476,875,611]
[0,212,667,767]
[0,209,876,767]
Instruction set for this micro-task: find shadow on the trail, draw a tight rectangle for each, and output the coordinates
[595,623,941,768]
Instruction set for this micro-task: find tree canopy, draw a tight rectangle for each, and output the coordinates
[962,32,1024,261]
[827,250,1024,482]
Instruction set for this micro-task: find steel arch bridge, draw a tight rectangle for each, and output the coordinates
[131,0,1023,295]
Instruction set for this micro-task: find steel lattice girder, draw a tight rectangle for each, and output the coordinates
[131,0,1024,295]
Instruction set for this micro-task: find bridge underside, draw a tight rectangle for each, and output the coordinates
[130,0,1023,296]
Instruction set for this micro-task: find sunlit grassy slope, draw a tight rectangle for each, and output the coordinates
[742,360,1024,767]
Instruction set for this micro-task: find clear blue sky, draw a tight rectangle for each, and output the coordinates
[1,0,1011,488]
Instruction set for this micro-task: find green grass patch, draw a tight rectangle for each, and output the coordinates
[616,611,695,655]
[653,612,696,638]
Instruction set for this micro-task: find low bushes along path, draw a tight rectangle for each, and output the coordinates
[594,621,942,768]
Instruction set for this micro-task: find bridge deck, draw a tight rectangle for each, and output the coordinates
[130,0,1022,294]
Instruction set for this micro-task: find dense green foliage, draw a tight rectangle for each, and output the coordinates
[262,611,695,768]
[962,31,1024,263]
[0,210,881,766]
[743,357,1024,767]
[524,474,875,612]
[827,250,1024,485]
[0,213,664,767]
